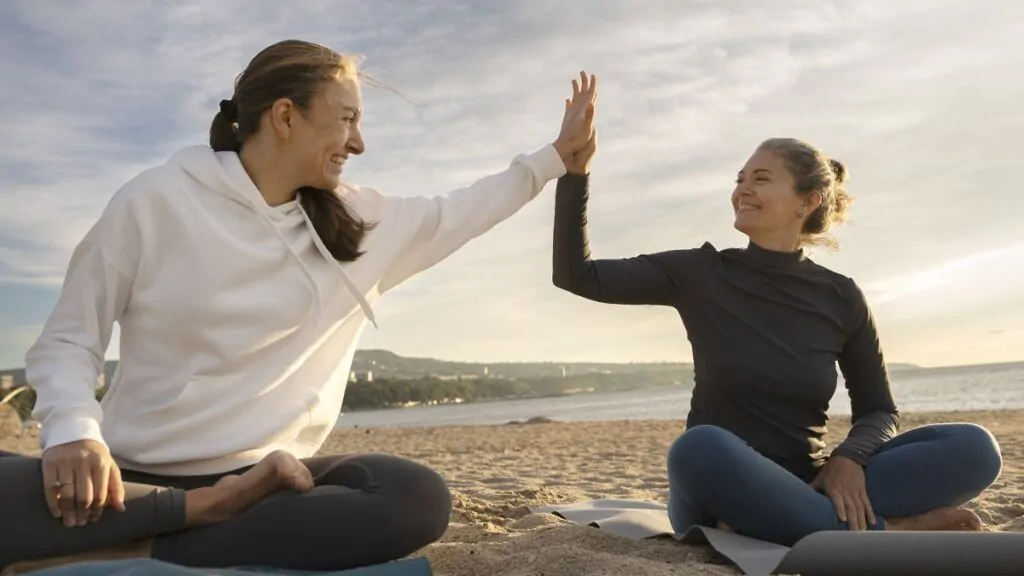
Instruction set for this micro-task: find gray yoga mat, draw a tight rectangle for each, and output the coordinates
[530,499,1023,575]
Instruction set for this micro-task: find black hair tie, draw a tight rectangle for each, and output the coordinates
[219,99,238,122]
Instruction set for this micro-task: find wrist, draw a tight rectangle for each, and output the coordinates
[552,139,574,164]
[830,451,867,468]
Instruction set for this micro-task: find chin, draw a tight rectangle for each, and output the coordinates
[733,215,754,236]
[317,173,341,190]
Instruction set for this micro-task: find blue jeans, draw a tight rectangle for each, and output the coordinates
[667,423,1002,547]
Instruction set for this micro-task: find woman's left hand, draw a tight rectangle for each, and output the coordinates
[810,455,876,530]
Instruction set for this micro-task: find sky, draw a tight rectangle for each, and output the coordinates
[1,0,1022,370]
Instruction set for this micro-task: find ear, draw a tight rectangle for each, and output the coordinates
[267,97,296,141]
[803,190,824,213]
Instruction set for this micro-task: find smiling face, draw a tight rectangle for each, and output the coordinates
[731,149,821,248]
[281,77,365,190]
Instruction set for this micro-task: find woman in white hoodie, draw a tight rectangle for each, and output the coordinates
[0,39,598,574]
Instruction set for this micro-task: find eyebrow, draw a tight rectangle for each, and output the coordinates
[738,168,773,176]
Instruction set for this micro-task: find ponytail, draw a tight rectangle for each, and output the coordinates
[298,187,376,262]
[210,99,240,152]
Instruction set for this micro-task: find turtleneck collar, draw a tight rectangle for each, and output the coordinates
[742,240,805,269]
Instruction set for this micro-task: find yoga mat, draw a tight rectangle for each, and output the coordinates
[29,557,432,576]
[531,499,1023,575]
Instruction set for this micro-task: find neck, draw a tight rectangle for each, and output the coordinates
[238,141,298,207]
[746,231,802,253]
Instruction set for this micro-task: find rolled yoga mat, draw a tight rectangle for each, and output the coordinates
[773,530,1023,576]
[531,499,1023,575]
[27,556,432,576]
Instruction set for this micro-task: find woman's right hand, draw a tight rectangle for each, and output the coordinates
[553,71,598,165]
[41,439,126,527]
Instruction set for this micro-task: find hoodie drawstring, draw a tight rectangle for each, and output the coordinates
[241,199,378,330]
[191,148,377,329]
[297,204,378,328]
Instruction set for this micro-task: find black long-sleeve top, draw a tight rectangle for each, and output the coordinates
[552,174,899,482]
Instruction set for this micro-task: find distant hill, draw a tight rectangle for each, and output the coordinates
[0,352,937,389]
[0,350,693,390]
[350,349,691,379]
[0,350,939,391]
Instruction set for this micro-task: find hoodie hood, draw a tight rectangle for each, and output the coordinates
[168,145,377,327]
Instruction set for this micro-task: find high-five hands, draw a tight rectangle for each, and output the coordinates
[553,71,598,175]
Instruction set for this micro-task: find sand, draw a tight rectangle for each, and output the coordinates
[4,410,1022,575]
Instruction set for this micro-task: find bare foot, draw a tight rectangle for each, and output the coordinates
[186,450,314,526]
[715,520,734,533]
[886,507,983,531]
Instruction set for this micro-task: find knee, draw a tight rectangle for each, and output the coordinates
[945,423,1003,488]
[391,458,453,546]
[667,425,744,485]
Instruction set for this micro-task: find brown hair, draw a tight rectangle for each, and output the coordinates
[756,137,852,250]
[209,39,375,262]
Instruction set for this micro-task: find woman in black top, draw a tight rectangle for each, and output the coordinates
[552,96,1001,546]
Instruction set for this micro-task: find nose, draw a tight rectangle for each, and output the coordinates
[347,126,365,156]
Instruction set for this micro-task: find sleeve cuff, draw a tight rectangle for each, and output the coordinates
[831,444,870,467]
[42,414,106,452]
[559,172,589,185]
[522,143,568,183]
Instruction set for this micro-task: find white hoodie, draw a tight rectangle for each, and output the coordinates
[26,143,566,476]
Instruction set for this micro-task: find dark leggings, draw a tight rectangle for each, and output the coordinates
[667,422,1002,546]
[0,451,452,571]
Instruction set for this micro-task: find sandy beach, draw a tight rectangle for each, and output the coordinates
[3,409,1022,575]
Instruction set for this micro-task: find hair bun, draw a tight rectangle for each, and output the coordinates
[828,158,847,185]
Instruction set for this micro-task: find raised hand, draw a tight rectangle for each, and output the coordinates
[553,71,598,166]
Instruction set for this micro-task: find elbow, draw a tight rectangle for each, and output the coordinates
[552,258,606,300]
[552,271,568,290]
[552,270,584,296]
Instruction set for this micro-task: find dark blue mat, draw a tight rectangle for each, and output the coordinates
[29,557,432,576]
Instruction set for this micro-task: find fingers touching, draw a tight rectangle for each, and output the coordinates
[57,462,78,527]
[41,461,62,519]
[109,464,127,512]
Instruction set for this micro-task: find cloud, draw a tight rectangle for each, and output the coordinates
[863,242,1024,306]
[1,0,1022,368]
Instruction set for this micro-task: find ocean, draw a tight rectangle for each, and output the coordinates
[336,361,1024,429]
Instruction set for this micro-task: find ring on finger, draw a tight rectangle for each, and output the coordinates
[52,479,74,500]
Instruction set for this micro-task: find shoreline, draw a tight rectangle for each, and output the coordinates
[334,404,1024,430]
[338,383,674,414]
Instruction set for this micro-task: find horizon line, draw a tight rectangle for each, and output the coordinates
[1,351,1022,376]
